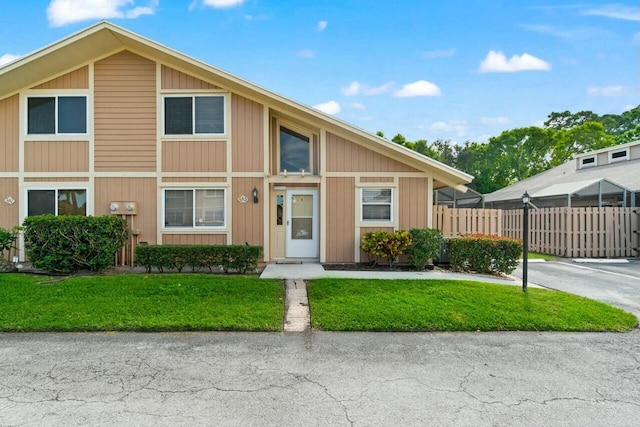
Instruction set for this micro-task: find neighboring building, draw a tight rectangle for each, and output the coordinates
[0,21,472,263]
[484,141,640,209]
[435,186,484,208]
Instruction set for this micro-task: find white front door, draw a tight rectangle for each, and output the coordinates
[285,189,318,258]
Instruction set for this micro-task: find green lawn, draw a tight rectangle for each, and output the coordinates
[0,274,284,332]
[524,252,557,261]
[307,279,637,332]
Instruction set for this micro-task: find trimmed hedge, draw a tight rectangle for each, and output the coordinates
[135,244,263,274]
[23,215,128,274]
[448,234,522,275]
[406,228,443,270]
[360,229,412,267]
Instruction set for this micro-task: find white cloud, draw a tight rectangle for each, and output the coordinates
[297,49,315,59]
[340,81,394,96]
[47,0,157,27]
[0,54,20,66]
[479,50,551,73]
[313,100,341,115]
[203,0,244,8]
[587,86,628,96]
[317,20,328,31]
[394,80,442,97]
[583,4,639,21]
[430,120,468,137]
[421,48,456,59]
[480,116,510,125]
[347,102,366,110]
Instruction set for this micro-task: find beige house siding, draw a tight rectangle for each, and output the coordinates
[360,177,395,183]
[0,179,18,229]
[325,177,355,263]
[399,177,428,230]
[161,65,219,90]
[94,177,157,244]
[231,94,263,172]
[24,177,88,182]
[232,177,264,246]
[326,132,419,173]
[631,145,640,160]
[94,50,156,172]
[162,177,227,183]
[32,66,89,89]
[0,95,19,172]
[24,141,89,172]
[163,234,226,245]
[162,140,226,172]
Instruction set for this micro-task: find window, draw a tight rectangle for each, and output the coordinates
[27,189,87,216]
[164,96,225,135]
[580,156,596,168]
[361,188,393,222]
[609,149,628,163]
[164,189,225,228]
[280,126,310,173]
[27,96,87,134]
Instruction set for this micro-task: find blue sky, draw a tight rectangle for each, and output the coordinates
[0,0,638,143]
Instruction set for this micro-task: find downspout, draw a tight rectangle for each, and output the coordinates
[598,181,602,207]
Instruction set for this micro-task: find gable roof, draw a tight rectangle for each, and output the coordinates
[0,21,472,191]
[485,141,640,203]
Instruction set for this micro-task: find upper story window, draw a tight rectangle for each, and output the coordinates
[280,126,311,173]
[361,188,393,222]
[27,189,87,216]
[164,95,225,135]
[27,96,87,134]
[609,148,629,163]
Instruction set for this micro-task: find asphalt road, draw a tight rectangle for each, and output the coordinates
[0,331,639,426]
[512,260,640,317]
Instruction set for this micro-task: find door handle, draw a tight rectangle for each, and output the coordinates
[287,220,290,226]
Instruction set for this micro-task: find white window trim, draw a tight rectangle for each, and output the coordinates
[24,187,90,217]
[359,187,394,224]
[162,94,228,137]
[608,148,629,163]
[579,155,597,168]
[25,94,88,137]
[277,120,315,175]
[162,188,227,230]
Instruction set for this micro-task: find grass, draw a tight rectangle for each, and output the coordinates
[524,252,557,261]
[0,274,284,332]
[307,279,638,332]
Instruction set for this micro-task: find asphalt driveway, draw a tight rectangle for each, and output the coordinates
[512,259,640,317]
[0,331,639,426]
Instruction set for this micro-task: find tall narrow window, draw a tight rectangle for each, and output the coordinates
[280,126,310,173]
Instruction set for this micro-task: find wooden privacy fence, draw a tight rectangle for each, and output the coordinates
[434,206,639,258]
[503,207,638,258]
[433,206,502,237]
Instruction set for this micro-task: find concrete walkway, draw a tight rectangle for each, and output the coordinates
[284,279,310,332]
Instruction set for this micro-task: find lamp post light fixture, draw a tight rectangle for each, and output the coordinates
[522,191,530,292]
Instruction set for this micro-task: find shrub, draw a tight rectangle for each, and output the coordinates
[448,234,522,275]
[406,228,443,270]
[23,215,128,274]
[135,244,263,274]
[360,229,412,268]
[0,226,20,262]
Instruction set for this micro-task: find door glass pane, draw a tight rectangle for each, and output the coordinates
[58,96,87,133]
[195,189,224,227]
[280,127,310,172]
[58,189,86,215]
[27,97,55,134]
[195,96,224,134]
[291,218,312,240]
[165,190,193,227]
[276,195,283,225]
[291,195,313,216]
[27,190,55,216]
[165,97,193,134]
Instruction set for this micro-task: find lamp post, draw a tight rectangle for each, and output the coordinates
[522,191,530,292]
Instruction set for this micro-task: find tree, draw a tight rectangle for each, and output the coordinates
[544,110,599,130]
[550,121,615,166]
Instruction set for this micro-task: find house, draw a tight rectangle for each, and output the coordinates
[0,21,472,263]
[484,141,640,210]
[435,186,484,208]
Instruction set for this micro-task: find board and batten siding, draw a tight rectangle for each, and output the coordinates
[24,141,89,172]
[0,179,18,229]
[163,234,227,245]
[31,66,89,90]
[325,177,356,263]
[0,95,19,172]
[326,132,419,173]
[162,141,226,172]
[94,51,156,172]
[231,94,263,172]
[94,177,157,244]
[399,177,428,230]
[161,66,219,90]
[232,177,264,246]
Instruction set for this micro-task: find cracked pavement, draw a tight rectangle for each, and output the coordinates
[0,331,639,426]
